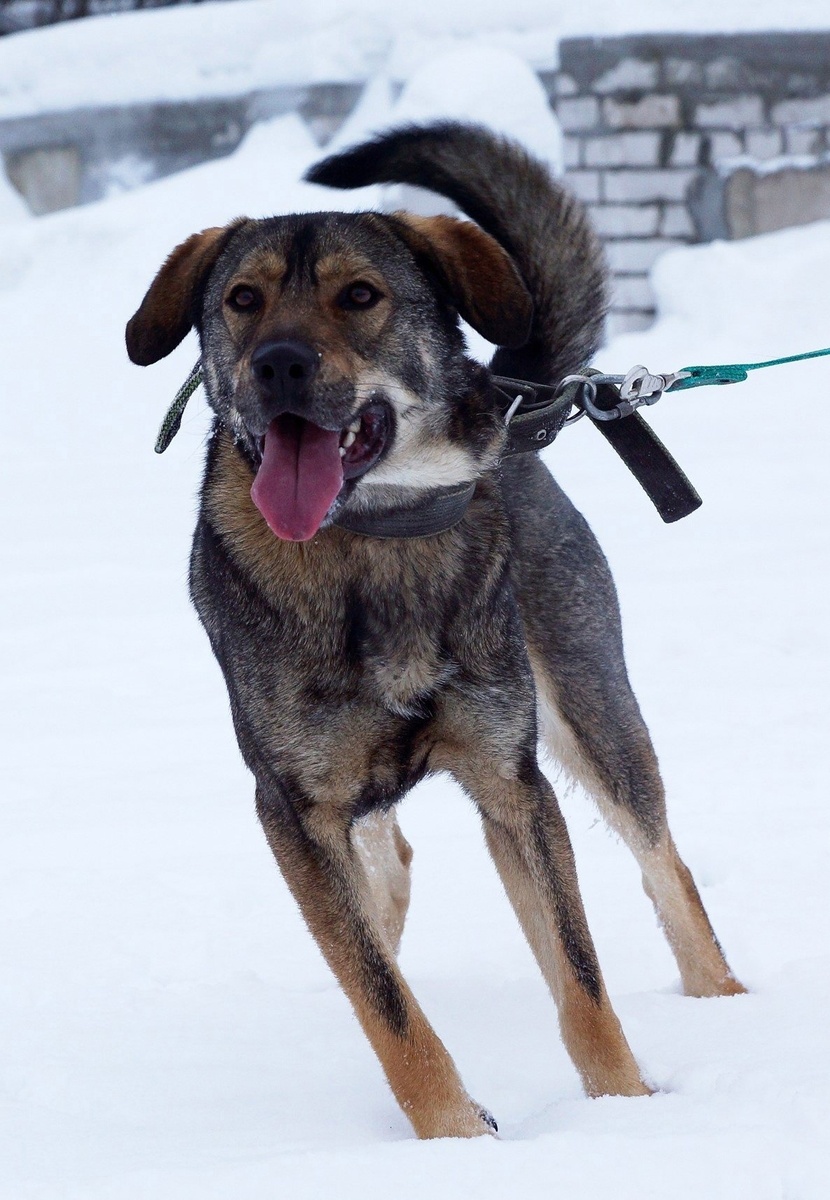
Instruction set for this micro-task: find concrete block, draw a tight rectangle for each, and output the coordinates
[785,128,822,155]
[705,57,745,89]
[565,170,601,202]
[772,95,830,127]
[563,136,582,169]
[605,238,684,272]
[746,129,783,161]
[670,133,701,167]
[726,162,830,238]
[695,96,764,130]
[604,95,680,129]
[555,74,579,97]
[584,132,661,168]
[592,58,659,94]
[88,0,136,12]
[661,204,696,237]
[708,131,744,161]
[556,97,600,132]
[611,275,656,309]
[604,169,697,203]
[665,58,703,87]
[590,204,661,236]
[5,145,81,214]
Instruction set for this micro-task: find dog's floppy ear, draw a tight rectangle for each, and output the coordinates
[126,223,241,365]
[391,212,532,348]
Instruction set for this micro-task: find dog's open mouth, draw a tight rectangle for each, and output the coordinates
[250,403,391,542]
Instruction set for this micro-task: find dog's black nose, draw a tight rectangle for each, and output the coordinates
[251,340,320,406]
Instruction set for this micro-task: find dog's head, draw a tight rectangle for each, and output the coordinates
[126,210,531,540]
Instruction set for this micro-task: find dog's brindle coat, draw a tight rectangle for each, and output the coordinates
[127,123,744,1139]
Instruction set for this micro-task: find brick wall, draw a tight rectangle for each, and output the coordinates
[545,33,830,335]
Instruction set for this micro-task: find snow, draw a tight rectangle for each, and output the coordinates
[0,0,829,120]
[329,47,564,218]
[2,34,830,1200]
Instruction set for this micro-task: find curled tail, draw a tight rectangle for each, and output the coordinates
[306,121,607,386]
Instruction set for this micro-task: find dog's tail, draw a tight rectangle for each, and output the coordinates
[306,121,607,386]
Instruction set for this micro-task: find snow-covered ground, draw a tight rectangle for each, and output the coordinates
[1,0,830,119]
[2,37,830,1200]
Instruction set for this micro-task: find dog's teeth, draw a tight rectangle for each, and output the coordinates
[339,446,346,457]
[342,430,356,448]
[348,419,361,433]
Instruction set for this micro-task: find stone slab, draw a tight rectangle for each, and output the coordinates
[726,162,830,238]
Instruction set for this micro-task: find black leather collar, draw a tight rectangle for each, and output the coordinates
[332,481,477,539]
[158,362,701,538]
[491,375,575,455]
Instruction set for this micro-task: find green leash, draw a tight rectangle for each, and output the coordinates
[670,345,830,390]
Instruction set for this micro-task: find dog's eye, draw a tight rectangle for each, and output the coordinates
[227,285,261,312]
[339,282,381,310]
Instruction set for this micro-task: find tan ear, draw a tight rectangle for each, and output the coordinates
[126,223,241,366]
[391,212,532,348]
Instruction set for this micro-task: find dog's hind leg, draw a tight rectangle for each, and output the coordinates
[255,785,492,1139]
[352,810,413,957]
[505,457,746,998]
[529,655,746,998]
[477,762,651,1097]
[434,684,651,1099]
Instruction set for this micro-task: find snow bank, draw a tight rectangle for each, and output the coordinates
[0,0,829,119]
[328,47,563,218]
[387,47,563,175]
[1,105,829,1199]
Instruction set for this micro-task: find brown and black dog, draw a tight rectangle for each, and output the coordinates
[126,122,744,1139]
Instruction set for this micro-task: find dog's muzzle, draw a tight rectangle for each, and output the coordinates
[251,339,320,416]
[244,339,393,544]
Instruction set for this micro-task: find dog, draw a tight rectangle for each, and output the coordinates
[126,122,745,1139]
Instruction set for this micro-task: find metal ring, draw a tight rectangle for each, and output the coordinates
[503,394,523,425]
[555,373,593,397]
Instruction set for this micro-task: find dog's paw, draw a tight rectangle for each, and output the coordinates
[477,1105,499,1134]
[412,1097,499,1139]
[684,971,749,998]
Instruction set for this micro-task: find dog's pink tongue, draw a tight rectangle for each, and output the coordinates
[251,416,343,541]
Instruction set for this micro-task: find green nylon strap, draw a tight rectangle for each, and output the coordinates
[155,361,203,454]
[669,346,830,391]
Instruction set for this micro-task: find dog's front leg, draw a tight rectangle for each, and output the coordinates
[255,784,495,1139]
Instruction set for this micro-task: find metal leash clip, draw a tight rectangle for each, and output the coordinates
[619,364,690,403]
[560,364,691,424]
